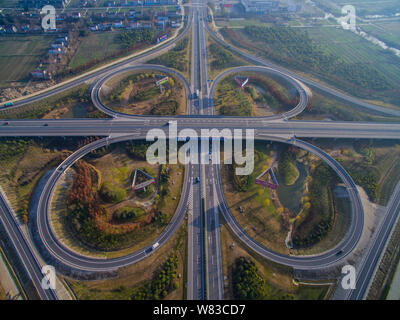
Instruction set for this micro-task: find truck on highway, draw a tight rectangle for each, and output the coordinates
[192,89,200,100]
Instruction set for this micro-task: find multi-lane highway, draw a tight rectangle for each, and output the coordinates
[197,4,224,300]
[0,190,57,300]
[187,5,205,299]
[1,119,400,139]
[348,181,400,300]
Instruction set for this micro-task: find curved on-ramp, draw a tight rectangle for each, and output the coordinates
[91,65,192,119]
[34,132,363,274]
[208,65,309,120]
[91,65,309,121]
[214,135,363,270]
[34,134,190,274]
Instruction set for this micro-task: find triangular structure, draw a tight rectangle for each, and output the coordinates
[255,167,279,190]
[132,169,155,191]
[234,76,249,88]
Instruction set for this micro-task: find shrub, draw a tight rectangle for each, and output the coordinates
[113,206,146,222]
[99,182,127,203]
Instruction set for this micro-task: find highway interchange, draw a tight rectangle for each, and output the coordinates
[0,0,399,301]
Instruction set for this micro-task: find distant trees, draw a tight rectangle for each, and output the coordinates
[125,141,151,160]
[119,29,157,48]
[278,150,299,186]
[113,206,146,223]
[133,255,179,300]
[232,257,266,300]
[67,161,135,250]
[215,79,252,116]
[292,162,339,248]
[209,43,242,70]
[248,76,298,111]
[149,37,189,73]
[230,163,250,191]
[241,25,391,94]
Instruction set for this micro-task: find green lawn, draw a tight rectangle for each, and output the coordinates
[69,32,126,69]
[0,35,55,86]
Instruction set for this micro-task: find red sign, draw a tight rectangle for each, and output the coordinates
[255,179,278,190]
[224,4,232,7]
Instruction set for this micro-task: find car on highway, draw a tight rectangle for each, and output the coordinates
[3,121,10,125]
[194,177,200,184]
[3,102,13,108]
[151,242,159,250]
[43,123,48,126]
[336,250,343,256]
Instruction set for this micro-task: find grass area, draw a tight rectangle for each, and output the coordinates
[101,70,186,116]
[214,72,296,116]
[278,151,299,186]
[292,193,351,255]
[220,142,288,254]
[206,31,248,79]
[50,143,184,256]
[0,283,5,300]
[69,32,126,69]
[215,18,271,29]
[219,212,331,300]
[221,140,350,254]
[214,77,253,116]
[0,0,16,6]
[148,35,191,80]
[306,139,400,206]
[0,35,55,86]
[0,137,78,222]
[0,84,107,119]
[298,87,400,122]
[67,220,187,300]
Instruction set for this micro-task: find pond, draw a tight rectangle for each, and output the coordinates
[276,162,307,214]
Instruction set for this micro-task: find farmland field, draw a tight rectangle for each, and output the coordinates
[69,32,126,69]
[0,0,16,7]
[221,24,400,107]
[306,25,400,94]
[0,35,55,86]
[361,20,400,49]
[312,0,400,17]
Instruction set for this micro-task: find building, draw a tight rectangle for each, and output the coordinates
[240,0,279,13]
[30,69,51,80]
[20,0,71,9]
[51,42,64,48]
